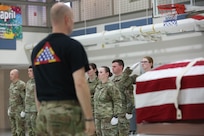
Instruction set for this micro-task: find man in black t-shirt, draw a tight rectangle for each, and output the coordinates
[31,2,95,136]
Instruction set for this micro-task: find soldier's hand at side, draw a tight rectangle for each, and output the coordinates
[20,111,25,118]
[7,108,11,116]
[110,116,118,125]
[84,121,96,136]
[125,113,133,119]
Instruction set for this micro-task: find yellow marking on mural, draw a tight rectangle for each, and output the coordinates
[3,32,15,39]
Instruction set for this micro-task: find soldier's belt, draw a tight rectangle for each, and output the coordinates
[10,102,23,106]
[41,100,79,106]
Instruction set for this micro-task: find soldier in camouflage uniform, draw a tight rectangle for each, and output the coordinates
[8,69,26,136]
[112,59,137,136]
[87,63,99,114]
[94,66,122,136]
[123,64,139,135]
[24,65,37,136]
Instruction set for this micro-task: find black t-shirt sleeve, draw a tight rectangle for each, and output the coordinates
[69,40,90,73]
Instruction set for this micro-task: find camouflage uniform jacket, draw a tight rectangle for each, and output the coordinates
[25,78,37,112]
[94,80,122,119]
[9,80,25,113]
[88,77,99,109]
[112,67,135,114]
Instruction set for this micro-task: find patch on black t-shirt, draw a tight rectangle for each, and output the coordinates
[31,33,90,101]
[34,42,61,65]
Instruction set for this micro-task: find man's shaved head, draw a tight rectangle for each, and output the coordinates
[50,2,74,34]
[50,2,73,25]
[10,69,20,83]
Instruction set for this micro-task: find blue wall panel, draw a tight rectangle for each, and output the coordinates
[0,39,16,50]
[105,18,153,31]
[70,27,97,37]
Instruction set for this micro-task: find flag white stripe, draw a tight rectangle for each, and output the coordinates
[179,88,204,104]
[137,65,204,82]
[135,87,204,109]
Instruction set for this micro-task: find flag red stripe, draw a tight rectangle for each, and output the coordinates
[136,75,204,94]
[136,103,204,123]
[181,75,204,89]
[136,77,176,94]
[136,104,176,123]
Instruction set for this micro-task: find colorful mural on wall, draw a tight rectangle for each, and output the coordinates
[0,5,22,39]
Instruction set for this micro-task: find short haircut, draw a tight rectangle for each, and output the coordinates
[112,59,124,67]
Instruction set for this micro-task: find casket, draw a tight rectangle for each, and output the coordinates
[136,58,204,123]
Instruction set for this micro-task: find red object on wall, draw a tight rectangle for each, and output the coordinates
[157,4,186,14]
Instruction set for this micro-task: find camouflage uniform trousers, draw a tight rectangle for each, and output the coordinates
[95,117,119,136]
[9,111,25,136]
[36,100,88,136]
[25,112,37,136]
[118,114,129,136]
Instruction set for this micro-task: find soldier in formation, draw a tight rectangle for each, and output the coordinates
[94,66,122,136]
[8,69,26,136]
[24,65,37,136]
[87,63,99,114]
[111,59,138,136]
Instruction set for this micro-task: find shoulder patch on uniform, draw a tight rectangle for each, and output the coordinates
[34,42,61,65]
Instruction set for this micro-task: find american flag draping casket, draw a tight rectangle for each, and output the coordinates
[135,58,204,123]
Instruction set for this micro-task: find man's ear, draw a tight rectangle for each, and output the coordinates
[64,15,69,25]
